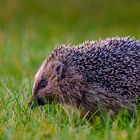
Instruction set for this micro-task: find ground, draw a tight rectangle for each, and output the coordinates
[0,0,140,139]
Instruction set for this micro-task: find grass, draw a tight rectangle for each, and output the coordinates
[1,0,140,139]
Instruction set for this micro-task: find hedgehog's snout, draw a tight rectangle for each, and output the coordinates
[28,96,46,109]
[28,96,37,109]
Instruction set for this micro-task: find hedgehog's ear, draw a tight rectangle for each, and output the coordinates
[53,61,64,79]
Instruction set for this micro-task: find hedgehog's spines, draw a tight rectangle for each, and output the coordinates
[32,37,140,115]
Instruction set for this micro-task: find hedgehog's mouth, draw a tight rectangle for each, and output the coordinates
[28,96,55,109]
[28,97,45,109]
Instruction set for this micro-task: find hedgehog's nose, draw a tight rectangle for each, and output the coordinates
[28,101,35,109]
[28,101,33,108]
[28,96,46,109]
[28,96,38,109]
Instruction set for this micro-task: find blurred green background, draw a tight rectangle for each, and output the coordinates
[0,0,140,78]
[1,1,140,139]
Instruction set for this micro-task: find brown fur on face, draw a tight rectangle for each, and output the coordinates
[29,57,85,108]
[29,60,63,107]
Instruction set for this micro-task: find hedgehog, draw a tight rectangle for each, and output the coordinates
[29,37,140,118]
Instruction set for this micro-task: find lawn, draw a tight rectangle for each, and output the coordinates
[0,0,140,139]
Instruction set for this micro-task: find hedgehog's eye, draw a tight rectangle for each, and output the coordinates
[39,79,48,89]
